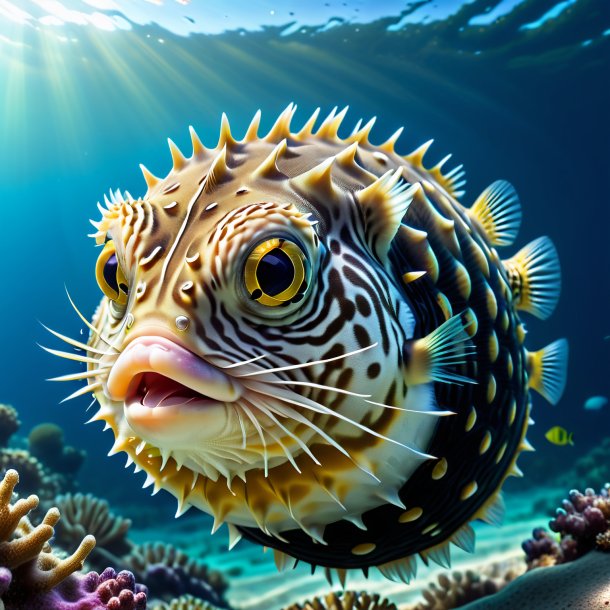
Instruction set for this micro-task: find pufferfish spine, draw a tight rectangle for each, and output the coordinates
[49,103,568,585]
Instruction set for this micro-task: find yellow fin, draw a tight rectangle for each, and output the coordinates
[404,311,476,385]
[470,180,521,246]
[527,338,569,405]
[503,236,561,320]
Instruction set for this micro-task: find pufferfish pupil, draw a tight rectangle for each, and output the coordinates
[74,104,568,582]
[257,248,293,295]
[245,237,309,306]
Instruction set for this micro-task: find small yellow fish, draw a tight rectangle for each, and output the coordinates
[545,426,574,446]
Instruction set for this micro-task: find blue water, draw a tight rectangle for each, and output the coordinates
[0,0,609,599]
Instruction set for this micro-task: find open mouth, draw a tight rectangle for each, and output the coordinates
[104,335,243,443]
[127,372,218,409]
[106,335,242,408]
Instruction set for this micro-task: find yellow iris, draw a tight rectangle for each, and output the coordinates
[244,238,308,307]
[95,240,128,305]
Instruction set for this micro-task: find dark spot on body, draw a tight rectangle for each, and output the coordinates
[367,363,381,378]
[355,294,371,317]
[354,324,370,349]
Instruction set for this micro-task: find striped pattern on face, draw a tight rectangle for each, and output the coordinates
[66,105,566,577]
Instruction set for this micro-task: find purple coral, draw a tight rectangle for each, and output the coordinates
[21,568,147,610]
[523,484,610,568]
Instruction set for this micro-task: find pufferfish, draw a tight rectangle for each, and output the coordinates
[47,104,568,583]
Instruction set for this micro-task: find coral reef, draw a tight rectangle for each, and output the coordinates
[0,449,59,503]
[0,468,148,610]
[0,468,93,605]
[462,551,610,609]
[28,423,86,477]
[123,543,228,608]
[0,409,85,511]
[283,591,397,610]
[405,560,524,610]
[522,485,610,567]
[151,595,220,610]
[0,407,19,449]
[54,494,133,568]
[81,567,147,610]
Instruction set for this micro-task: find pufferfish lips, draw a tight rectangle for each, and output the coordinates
[105,335,242,443]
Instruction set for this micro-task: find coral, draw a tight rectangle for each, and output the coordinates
[0,468,94,605]
[69,567,147,610]
[595,530,610,551]
[462,551,610,609]
[523,484,610,567]
[22,566,148,610]
[521,528,562,569]
[0,406,19,448]
[283,591,397,610]
[0,450,59,503]
[122,543,228,607]
[0,468,148,609]
[28,423,86,476]
[151,595,220,610]
[405,559,524,610]
[54,494,133,567]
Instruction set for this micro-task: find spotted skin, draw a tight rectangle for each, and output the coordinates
[71,105,565,578]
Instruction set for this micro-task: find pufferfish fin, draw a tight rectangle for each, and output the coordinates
[403,311,476,386]
[469,180,522,246]
[526,338,568,405]
[355,169,420,261]
[503,236,561,320]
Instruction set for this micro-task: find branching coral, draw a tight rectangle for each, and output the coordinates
[0,469,94,602]
[0,468,148,610]
[405,560,524,610]
[123,542,228,607]
[54,493,133,566]
[283,591,397,610]
[0,406,19,449]
[522,484,610,568]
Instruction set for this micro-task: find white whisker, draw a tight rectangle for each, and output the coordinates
[47,368,110,382]
[364,399,455,416]
[60,382,102,404]
[86,397,97,412]
[39,344,100,364]
[40,323,118,356]
[221,353,269,369]
[233,405,248,450]
[65,287,115,349]
[248,382,435,461]
[263,379,371,398]
[247,397,321,466]
[251,395,352,461]
[235,342,379,378]
[256,419,301,474]
[239,403,269,477]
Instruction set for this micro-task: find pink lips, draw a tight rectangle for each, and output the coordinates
[106,336,241,406]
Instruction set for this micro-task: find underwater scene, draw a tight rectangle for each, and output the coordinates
[0,0,609,608]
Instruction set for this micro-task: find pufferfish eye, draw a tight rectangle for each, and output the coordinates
[95,240,129,306]
[244,238,309,307]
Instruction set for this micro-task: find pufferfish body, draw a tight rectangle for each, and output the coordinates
[61,105,567,581]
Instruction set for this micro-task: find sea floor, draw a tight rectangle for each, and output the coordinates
[129,485,557,610]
